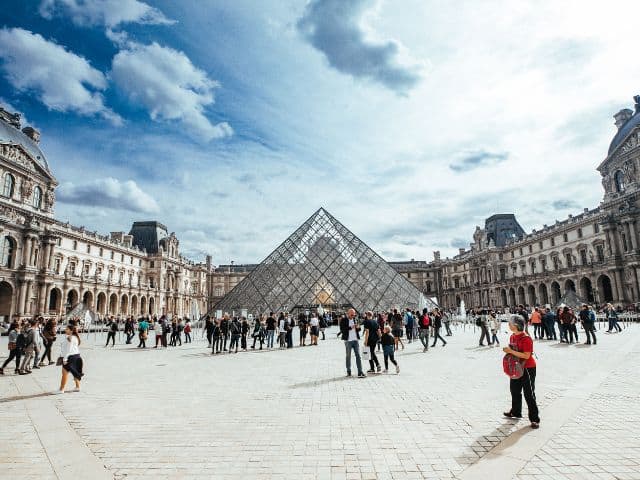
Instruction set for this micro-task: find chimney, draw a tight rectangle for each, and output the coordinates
[206,255,212,271]
[433,251,441,261]
[22,126,40,143]
[458,248,465,256]
[635,95,640,114]
[614,109,633,130]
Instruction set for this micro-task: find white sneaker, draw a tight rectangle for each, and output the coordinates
[73,387,81,392]
[52,389,64,395]
[396,365,400,374]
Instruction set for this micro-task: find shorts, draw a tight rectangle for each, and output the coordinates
[392,329,403,338]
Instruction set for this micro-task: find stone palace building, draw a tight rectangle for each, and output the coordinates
[209,95,640,311]
[0,106,210,323]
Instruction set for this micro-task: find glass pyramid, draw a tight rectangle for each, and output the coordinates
[215,208,435,315]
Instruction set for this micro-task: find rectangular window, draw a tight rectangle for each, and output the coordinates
[578,228,583,238]
[519,248,523,256]
[541,259,547,271]
[594,223,600,234]
[150,261,155,268]
[528,245,533,253]
[563,233,568,242]
[121,254,124,262]
[73,241,78,250]
[565,253,572,268]
[621,232,628,252]
[54,258,61,274]
[596,245,605,262]
[84,263,90,275]
[551,237,556,247]
[110,251,114,260]
[553,257,560,270]
[86,244,91,254]
[99,247,103,256]
[580,249,588,265]
[500,268,506,281]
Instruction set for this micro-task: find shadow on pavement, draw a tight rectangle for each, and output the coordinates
[289,375,352,389]
[0,391,56,403]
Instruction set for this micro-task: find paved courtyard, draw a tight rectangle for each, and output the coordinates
[1,322,639,480]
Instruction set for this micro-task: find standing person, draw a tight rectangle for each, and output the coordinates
[542,308,557,340]
[559,306,573,343]
[205,316,214,347]
[278,313,287,349]
[298,314,308,346]
[362,311,381,374]
[0,322,21,374]
[251,317,264,350]
[265,313,276,349]
[241,317,249,351]
[319,314,327,340]
[605,303,622,333]
[579,304,597,345]
[137,317,149,348]
[176,318,183,346]
[286,314,294,349]
[105,318,118,347]
[381,326,400,374]
[19,320,37,374]
[431,309,447,347]
[211,319,222,354]
[229,317,241,353]
[443,311,453,336]
[489,312,500,346]
[184,320,192,343]
[391,309,404,351]
[339,309,365,378]
[220,315,230,351]
[502,316,540,429]
[568,308,579,344]
[418,308,430,352]
[124,317,134,344]
[154,318,164,348]
[530,307,542,340]
[33,317,44,369]
[478,311,491,346]
[53,324,83,394]
[309,313,320,346]
[404,308,414,343]
[41,318,57,366]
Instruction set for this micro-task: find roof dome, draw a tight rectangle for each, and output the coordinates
[0,112,50,172]
[609,112,640,155]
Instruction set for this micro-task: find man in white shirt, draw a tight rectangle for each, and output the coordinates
[339,308,365,378]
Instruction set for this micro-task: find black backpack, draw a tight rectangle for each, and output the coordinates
[16,332,28,350]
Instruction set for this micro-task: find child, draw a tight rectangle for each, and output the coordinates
[381,326,400,374]
[489,313,500,346]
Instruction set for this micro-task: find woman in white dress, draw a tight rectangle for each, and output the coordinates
[54,324,83,394]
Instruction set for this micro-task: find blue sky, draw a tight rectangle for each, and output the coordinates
[1,0,640,264]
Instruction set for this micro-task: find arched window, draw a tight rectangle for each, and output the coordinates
[0,236,16,268]
[2,173,15,198]
[615,170,625,193]
[33,186,42,209]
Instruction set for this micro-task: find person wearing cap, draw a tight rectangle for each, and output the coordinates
[503,315,540,429]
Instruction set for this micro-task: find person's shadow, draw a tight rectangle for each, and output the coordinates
[0,391,60,403]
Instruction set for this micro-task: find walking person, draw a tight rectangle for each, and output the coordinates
[41,318,57,366]
[391,309,404,351]
[530,307,543,340]
[32,317,44,369]
[605,304,622,333]
[169,320,178,346]
[431,309,447,347]
[265,313,276,349]
[241,317,249,351]
[220,315,230,351]
[478,311,491,346]
[211,319,222,354]
[0,322,22,375]
[19,319,37,375]
[278,313,287,349]
[205,316,214,347]
[298,315,308,346]
[53,324,83,394]
[489,312,501,346]
[381,326,400,374]
[154,318,164,348]
[184,320,192,343]
[124,317,134,344]
[286,314,294,349]
[309,313,320,346]
[105,318,118,347]
[229,317,241,353]
[443,311,453,336]
[362,311,381,374]
[251,317,264,350]
[340,308,365,378]
[418,308,430,352]
[502,316,540,429]
[542,307,556,340]
[404,308,414,343]
[559,306,573,343]
[137,317,149,348]
[579,304,597,345]
[319,314,327,340]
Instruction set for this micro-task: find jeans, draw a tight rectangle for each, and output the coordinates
[42,338,54,363]
[382,345,397,369]
[608,318,622,332]
[544,321,556,340]
[230,334,240,351]
[185,332,191,343]
[20,350,34,372]
[125,332,134,344]
[106,332,116,346]
[583,322,597,344]
[405,325,413,342]
[510,367,540,423]
[266,330,275,348]
[278,331,286,348]
[419,329,429,350]
[431,327,446,346]
[569,324,579,343]
[560,324,570,342]
[479,326,491,345]
[241,333,247,350]
[344,340,363,375]
[286,330,293,348]
[533,324,543,339]
[444,321,452,336]
[491,332,500,345]
[212,336,222,353]
[367,343,380,370]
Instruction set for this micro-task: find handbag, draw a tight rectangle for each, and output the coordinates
[56,356,63,366]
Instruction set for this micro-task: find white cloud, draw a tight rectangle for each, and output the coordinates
[111,42,233,141]
[0,28,121,124]
[57,177,159,213]
[39,0,175,28]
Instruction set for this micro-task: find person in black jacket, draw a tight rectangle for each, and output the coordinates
[431,309,447,347]
[205,316,214,347]
[339,309,365,378]
[105,318,118,347]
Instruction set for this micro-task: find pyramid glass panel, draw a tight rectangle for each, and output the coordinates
[214,208,437,315]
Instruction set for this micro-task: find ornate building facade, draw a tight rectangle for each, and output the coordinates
[207,95,640,311]
[0,106,209,322]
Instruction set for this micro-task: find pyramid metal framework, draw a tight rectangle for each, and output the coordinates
[214,208,435,315]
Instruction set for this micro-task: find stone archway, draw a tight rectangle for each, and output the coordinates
[49,287,62,313]
[82,290,94,309]
[517,286,526,305]
[597,274,614,303]
[0,281,13,321]
[66,289,79,312]
[140,296,147,316]
[131,295,138,316]
[527,285,537,306]
[508,288,516,306]
[96,292,107,315]
[120,294,129,315]
[149,296,155,315]
[538,283,549,306]
[109,293,118,315]
[500,289,507,307]
[564,279,576,295]
[580,277,595,303]
[550,282,561,305]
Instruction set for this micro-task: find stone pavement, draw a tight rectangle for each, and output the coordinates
[1,323,639,480]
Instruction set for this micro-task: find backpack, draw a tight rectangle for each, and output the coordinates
[16,332,28,350]
[475,317,482,327]
[420,314,430,328]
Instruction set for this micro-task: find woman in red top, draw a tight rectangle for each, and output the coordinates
[503,315,540,429]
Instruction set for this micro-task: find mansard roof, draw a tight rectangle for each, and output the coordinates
[0,114,50,173]
[129,221,169,254]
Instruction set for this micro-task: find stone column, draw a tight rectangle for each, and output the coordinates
[631,221,640,252]
[613,270,626,303]
[17,280,27,315]
[22,237,32,267]
[38,283,47,313]
[626,222,637,251]
[48,243,56,271]
[24,280,32,315]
